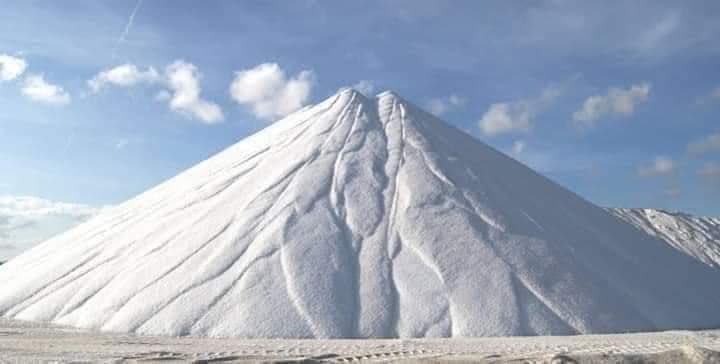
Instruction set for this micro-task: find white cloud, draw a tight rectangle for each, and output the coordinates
[0,54,27,81]
[478,85,561,136]
[164,61,224,124]
[88,64,160,92]
[230,63,314,121]
[20,74,71,105]
[86,61,223,124]
[0,195,103,260]
[352,80,375,96]
[573,83,650,126]
[479,103,531,136]
[632,13,679,54]
[638,156,675,177]
[688,133,720,156]
[428,94,465,116]
[511,140,526,155]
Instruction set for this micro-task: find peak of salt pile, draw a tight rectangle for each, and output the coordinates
[1,89,719,338]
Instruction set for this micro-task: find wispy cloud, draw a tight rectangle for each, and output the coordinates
[694,87,720,107]
[573,83,650,127]
[20,74,71,105]
[428,94,464,116]
[478,84,562,136]
[112,137,143,150]
[631,13,680,54]
[352,80,375,96]
[638,156,675,177]
[230,63,314,121]
[699,162,720,185]
[0,196,99,219]
[112,0,144,59]
[688,133,720,156]
[0,195,104,260]
[115,139,130,149]
[511,140,526,155]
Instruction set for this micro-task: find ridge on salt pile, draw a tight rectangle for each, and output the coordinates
[0,88,719,338]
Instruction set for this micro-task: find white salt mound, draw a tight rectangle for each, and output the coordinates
[0,89,719,338]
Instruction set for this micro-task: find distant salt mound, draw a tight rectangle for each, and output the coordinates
[609,208,720,269]
[1,89,719,338]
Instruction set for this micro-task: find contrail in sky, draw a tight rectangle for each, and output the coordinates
[112,0,144,59]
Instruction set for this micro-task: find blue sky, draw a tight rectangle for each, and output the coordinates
[1,0,720,218]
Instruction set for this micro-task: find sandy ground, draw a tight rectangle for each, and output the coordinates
[1,319,719,363]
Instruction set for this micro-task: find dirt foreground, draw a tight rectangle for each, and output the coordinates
[1,318,719,363]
